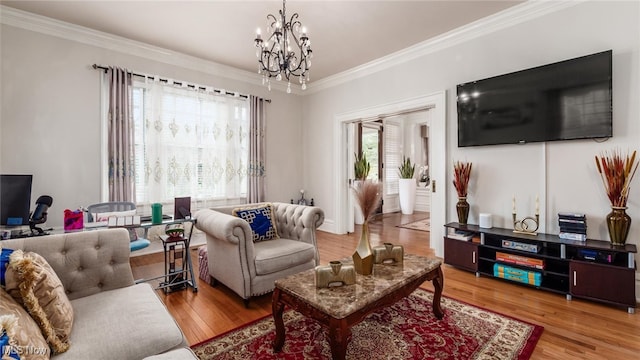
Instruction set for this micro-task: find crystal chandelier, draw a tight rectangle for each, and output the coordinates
[254,0,312,93]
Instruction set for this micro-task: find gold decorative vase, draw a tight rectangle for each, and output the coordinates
[372,243,404,264]
[606,206,631,246]
[315,261,356,288]
[456,197,470,225]
[352,222,374,275]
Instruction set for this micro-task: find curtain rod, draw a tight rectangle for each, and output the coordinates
[92,64,271,103]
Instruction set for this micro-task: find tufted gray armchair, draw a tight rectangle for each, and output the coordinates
[195,202,324,306]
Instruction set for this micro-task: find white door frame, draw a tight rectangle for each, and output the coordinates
[333,91,447,257]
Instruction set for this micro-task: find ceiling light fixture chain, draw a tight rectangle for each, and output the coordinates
[254,0,312,93]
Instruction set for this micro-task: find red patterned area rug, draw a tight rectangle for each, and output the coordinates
[191,288,543,360]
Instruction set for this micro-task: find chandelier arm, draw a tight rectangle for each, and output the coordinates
[266,13,278,29]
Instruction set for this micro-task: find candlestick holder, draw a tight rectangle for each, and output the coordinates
[513,213,539,235]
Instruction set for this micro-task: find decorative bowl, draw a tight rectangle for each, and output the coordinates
[165,228,184,238]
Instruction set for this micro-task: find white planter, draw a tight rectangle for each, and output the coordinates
[398,178,417,215]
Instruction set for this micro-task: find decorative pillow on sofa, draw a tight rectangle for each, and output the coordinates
[5,250,73,354]
[1,247,14,287]
[232,203,279,242]
[0,288,51,360]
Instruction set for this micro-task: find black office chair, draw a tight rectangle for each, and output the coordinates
[87,202,151,252]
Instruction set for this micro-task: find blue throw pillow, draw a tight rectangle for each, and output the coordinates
[1,248,14,288]
[0,321,20,360]
[0,330,21,360]
[233,204,279,242]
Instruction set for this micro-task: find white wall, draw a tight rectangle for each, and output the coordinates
[0,24,304,228]
[302,1,639,261]
[1,2,639,284]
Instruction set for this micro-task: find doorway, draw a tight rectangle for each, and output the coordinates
[333,91,447,257]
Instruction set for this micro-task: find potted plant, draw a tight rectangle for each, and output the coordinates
[595,149,638,245]
[418,165,429,187]
[353,152,370,224]
[398,156,416,215]
[354,152,370,181]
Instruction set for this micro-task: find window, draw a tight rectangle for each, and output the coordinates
[131,80,249,205]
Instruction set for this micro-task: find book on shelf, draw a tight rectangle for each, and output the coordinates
[558,232,587,241]
[558,212,586,219]
[495,252,545,269]
[559,226,587,234]
[558,218,587,225]
[447,229,474,241]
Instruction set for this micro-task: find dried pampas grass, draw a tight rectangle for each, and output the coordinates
[353,180,382,222]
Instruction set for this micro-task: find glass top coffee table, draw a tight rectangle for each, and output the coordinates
[272,253,443,359]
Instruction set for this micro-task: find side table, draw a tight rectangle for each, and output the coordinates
[135,218,198,293]
[160,234,197,293]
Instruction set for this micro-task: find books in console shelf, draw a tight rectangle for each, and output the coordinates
[447,229,474,241]
[501,240,540,253]
[493,263,542,286]
[495,252,544,269]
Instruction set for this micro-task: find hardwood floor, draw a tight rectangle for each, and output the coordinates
[130,212,640,359]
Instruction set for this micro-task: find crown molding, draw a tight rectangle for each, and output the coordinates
[1,1,580,96]
[307,0,582,94]
[0,5,302,95]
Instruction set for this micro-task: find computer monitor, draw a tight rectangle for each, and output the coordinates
[1,174,33,226]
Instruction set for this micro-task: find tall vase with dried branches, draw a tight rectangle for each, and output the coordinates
[453,161,473,225]
[352,180,382,275]
[595,149,638,245]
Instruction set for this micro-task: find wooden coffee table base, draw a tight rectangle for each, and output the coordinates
[272,264,444,360]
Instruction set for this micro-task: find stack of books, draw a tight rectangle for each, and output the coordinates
[558,212,587,241]
[493,263,542,286]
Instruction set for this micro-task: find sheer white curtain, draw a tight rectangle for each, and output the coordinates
[133,79,249,205]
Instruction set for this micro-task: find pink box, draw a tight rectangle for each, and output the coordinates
[63,209,84,232]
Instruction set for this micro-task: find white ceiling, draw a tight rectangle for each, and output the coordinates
[0,0,523,81]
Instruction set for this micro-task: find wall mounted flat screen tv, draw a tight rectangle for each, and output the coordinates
[457,50,612,147]
[0,174,33,226]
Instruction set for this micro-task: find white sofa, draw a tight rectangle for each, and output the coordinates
[1,228,197,360]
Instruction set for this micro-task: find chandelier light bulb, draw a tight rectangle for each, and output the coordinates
[287,83,291,93]
[276,73,282,81]
[301,82,307,90]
